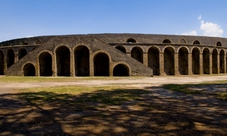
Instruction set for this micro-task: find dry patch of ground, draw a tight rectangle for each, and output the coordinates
[0,75,227,135]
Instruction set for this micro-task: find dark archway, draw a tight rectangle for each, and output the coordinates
[39,52,52,76]
[94,53,109,76]
[18,48,27,60]
[56,46,70,76]
[212,49,218,74]
[113,64,129,76]
[75,46,90,76]
[7,49,15,68]
[0,50,4,75]
[178,47,188,75]
[192,48,200,74]
[217,41,222,47]
[115,46,126,53]
[131,47,143,63]
[203,48,210,74]
[220,50,224,73]
[148,47,160,75]
[193,40,200,45]
[23,63,35,76]
[163,39,171,43]
[180,39,186,44]
[127,38,136,43]
[164,47,174,75]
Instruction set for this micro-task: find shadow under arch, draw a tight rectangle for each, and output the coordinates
[56,46,70,76]
[18,48,27,60]
[23,63,35,76]
[164,47,174,75]
[115,45,126,53]
[131,46,143,63]
[203,48,210,74]
[148,47,160,75]
[39,52,52,76]
[94,52,109,76]
[220,49,224,73]
[178,47,188,75]
[7,49,15,68]
[74,45,90,76]
[113,63,129,76]
[192,47,200,74]
[0,50,4,75]
[212,49,218,74]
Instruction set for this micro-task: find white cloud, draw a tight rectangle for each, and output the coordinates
[182,30,197,36]
[198,15,202,20]
[200,20,223,37]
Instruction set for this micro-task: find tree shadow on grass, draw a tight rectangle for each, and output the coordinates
[0,88,227,135]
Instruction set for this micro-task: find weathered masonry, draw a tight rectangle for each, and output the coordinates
[0,34,227,77]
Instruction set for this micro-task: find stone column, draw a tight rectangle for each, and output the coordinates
[188,53,193,75]
[14,52,18,63]
[159,52,165,76]
[52,53,57,76]
[70,51,75,77]
[143,52,148,67]
[200,53,203,75]
[209,53,212,74]
[90,54,94,76]
[126,52,131,57]
[4,52,7,75]
[217,52,220,74]
[174,52,179,75]
[224,52,226,73]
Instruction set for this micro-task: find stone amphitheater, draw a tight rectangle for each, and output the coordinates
[0,34,226,77]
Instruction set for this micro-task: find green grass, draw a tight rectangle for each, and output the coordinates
[163,84,204,94]
[216,92,227,100]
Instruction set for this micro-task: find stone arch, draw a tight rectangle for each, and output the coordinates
[0,50,4,75]
[127,38,136,43]
[56,46,70,76]
[23,63,35,76]
[7,49,15,68]
[113,64,129,76]
[36,40,41,45]
[180,39,186,44]
[164,47,174,75]
[74,45,90,76]
[148,47,160,75]
[115,45,126,53]
[131,46,143,63]
[18,48,27,60]
[94,52,109,76]
[178,47,188,75]
[203,48,210,74]
[163,39,171,43]
[39,52,52,76]
[193,40,200,45]
[220,49,224,73]
[217,41,222,47]
[192,48,200,74]
[212,49,218,74]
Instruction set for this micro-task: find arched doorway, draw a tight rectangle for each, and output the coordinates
[148,47,160,75]
[131,47,143,63]
[115,45,126,53]
[220,50,224,73]
[56,46,70,76]
[18,48,27,60]
[23,63,35,76]
[192,48,200,74]
[94,53,109,76]
[113,64,129,76]
[203,48,210,74]
[75,46,90,76]
[39,52,52,76]
[212,49,218,74]
[178,47,188,75]
[164,47,174,75]
[7,49,15,68]
[0,50,4,75]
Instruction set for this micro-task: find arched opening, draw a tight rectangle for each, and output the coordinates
[180,39,186,44]
[127,38,136,43]
[193,40,200,45]
[75,46,90,76]
[56,46,70,76]
[18,48,27,60]
[115,45,126,53]
[131,47,143,63]
[212,49,218,74]
[113,64,129,76]
[220,50,224,73]
[192,48,200,74]
[203,48,210,74]
[148,47,160,75]
[163,39,171,43]
[23,63,35,76]
[36,40,41,44]
[7,49,15,68]
[178,47,188,75]
[39,52,52,76]
[0,50,4,75]
[164,47,174,75]
[217,41,222,47]
[94,53,109,76]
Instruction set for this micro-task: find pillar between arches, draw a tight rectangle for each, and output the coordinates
[217,53,220,74]
[70,51,75,77]
[188,53,193,75]
[224,52,226,73]
[209,53,212,74]
[159,52,165,76]
[200,53,203,75]
[174,52,179,75]
[143,52,148,67]
[14,53,18,63]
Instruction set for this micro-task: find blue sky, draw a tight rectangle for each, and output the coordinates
[0,0,227,42]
